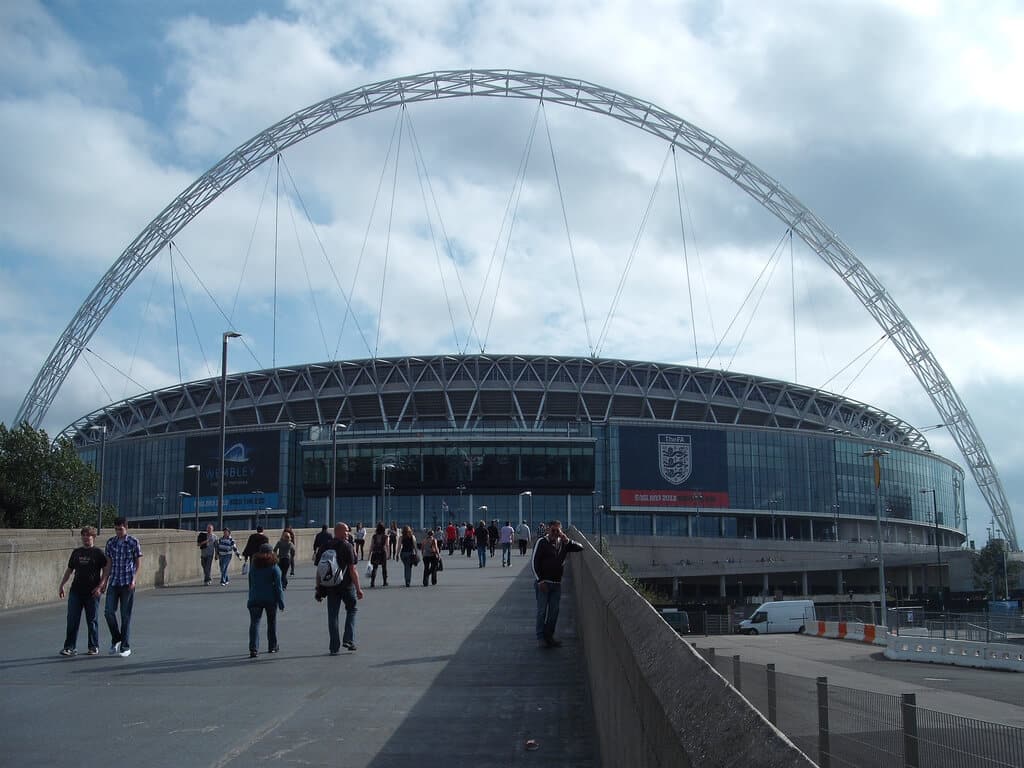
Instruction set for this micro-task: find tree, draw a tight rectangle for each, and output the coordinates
[0,422,103,529]
[971,539,1021,600]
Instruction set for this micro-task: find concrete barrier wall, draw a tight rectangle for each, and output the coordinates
[884,633,1024,672]
[811,620,887,645]
[569,533,815,768]
[0,528,318,610]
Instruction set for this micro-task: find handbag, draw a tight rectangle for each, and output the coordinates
[411,552,421,566]
[436,557,444,572]
[241,562,249,576]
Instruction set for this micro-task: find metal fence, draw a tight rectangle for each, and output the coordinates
[696,647,1024,768]
[888,609,1024,642]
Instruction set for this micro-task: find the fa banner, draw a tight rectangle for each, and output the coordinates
[658,434,692,486]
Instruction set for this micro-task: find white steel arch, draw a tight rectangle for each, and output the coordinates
[15,69,1016,548]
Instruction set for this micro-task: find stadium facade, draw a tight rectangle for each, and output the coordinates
[67,354,966,550]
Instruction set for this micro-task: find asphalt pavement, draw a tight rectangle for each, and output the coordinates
[0,548,596,768]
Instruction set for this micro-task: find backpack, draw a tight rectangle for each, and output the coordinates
[316,548,345,587]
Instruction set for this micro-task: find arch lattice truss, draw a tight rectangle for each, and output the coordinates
[16,70,1015,548]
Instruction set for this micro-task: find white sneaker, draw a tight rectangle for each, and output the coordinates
[108,642,121,655]
[118,647,132,657]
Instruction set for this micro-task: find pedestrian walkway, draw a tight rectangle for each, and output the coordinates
[0,549,596,767]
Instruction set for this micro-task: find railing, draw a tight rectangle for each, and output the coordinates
[888,609,1022,642]
[695,647,1024,768]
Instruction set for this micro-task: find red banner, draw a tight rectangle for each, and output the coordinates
[619,489,730,508]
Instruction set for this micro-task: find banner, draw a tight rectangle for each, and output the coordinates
[618,426,729,508]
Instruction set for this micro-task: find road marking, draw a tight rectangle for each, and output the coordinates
[924,677,951,682]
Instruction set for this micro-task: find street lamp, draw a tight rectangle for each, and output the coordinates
[864,448,890,623]
[251,490,263,528]
[456,484,467,520]
[385,485,395,516]
[519,491,533,530]
[768,499,779,540]
[186,464,201,531]
[177,491,190,529]
[920,489,943,608]
[329,422,348,526]
[379,462,395,521]
[694,491,704,537]
[89,425,107,533]
[831,503,840,541]
[217,330,242,530]
[264,507,272,529]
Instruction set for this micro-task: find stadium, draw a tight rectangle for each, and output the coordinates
[64,352,966,555]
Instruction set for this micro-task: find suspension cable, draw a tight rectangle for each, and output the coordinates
[705,229,790,365]
[818,333,888,392]
[169,242,262,371]
[229,163,274,324]
[725,235,786,371]
[169,243,182,382]
[121,245,163,398]
[81,351,115,404]
[477,102,543,354]
[374,107,405,358]
[84,346,145,395]
[273,155,281,368]
[790,229,797,382]
[673,147,700,366]
[166,243,214,380]
[540,103,594,356]
[332,108,406,360]
[280,166,331,360]
[595,145,672,356]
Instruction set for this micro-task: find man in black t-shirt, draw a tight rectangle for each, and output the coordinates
[58,526,109,656]
[315,523,364,654]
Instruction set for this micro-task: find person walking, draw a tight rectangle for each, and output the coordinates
[312,525,331,562]
[368,522,389,587]
[217,528,242,586]
[101,517,143,657]
[241,526,269,572]
[387,521,399,561]
[458,522,467,555]
[499,520,515,567]
[247,543,284,658]
[353,523,366,561]
[444,522,457,556]
[398,525,418,587]
[273,530,295,589]
[283,525,297,576]
[531,520,584,648]
[475,519,489,568]
[463,523,475,558]
[315,522,363,655]
[197,523,217,585]
[421,529,441,587]
[516,521,531,556]
[58,526,108,656]
[487,520,499,557]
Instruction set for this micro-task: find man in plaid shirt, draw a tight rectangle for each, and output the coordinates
[101,517,143,657]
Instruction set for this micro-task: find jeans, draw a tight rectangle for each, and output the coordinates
[400,551,415,586]
[519,539,529,556]
[446,539,455,555]
[248,604,278,652]
[201,555,214,583]
[535,580,562,640]
[278,558,291,589]
[219,554,232,583]
[370,558,388,586]
[501,542,512,566]
[64,591,100,651]
[477,543,487,567]
[326,584,357,652]
[422,555,438,586]
[104,584,135,649]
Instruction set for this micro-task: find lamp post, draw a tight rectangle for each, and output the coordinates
[177,491,190,530]
[831,503,840,541]
[519,491,533,530]
[329,422,347,527]
[597,504,605,546]
[864,448,890,623]
[456,484,467,521]
[768,499,778,540]
[251,490,263,528]
[187,464,201,531]
[921,488,943,608]
[217,330,242,530]
[264,507,272,529]
[89,425,107,533]
[385,485,395,516]
[694,491,704,537]
[379,462,395,522]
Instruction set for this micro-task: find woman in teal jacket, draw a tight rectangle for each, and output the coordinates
[247,543,284,658]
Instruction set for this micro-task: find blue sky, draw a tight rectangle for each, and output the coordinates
[2,0,1023,546]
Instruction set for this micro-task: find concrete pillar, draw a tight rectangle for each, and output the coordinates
[719,575,727,597]
[809,519,815,541]
[672,577,680,601]
[906,566,914,595]
[762,573,769,595]
[836,569,844,594]
[802,571,809,596]
[752,518,758,540]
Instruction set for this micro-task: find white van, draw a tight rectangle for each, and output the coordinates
[737,600,815,635]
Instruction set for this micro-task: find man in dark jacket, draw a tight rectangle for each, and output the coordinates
[241,526,269,565]
[312,525,331,562]
[531,520,583,648]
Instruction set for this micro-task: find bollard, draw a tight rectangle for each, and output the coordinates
[902,693,919,768]
[766,663,777,725]
[733,654,742,692]
[816,676,830,768]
